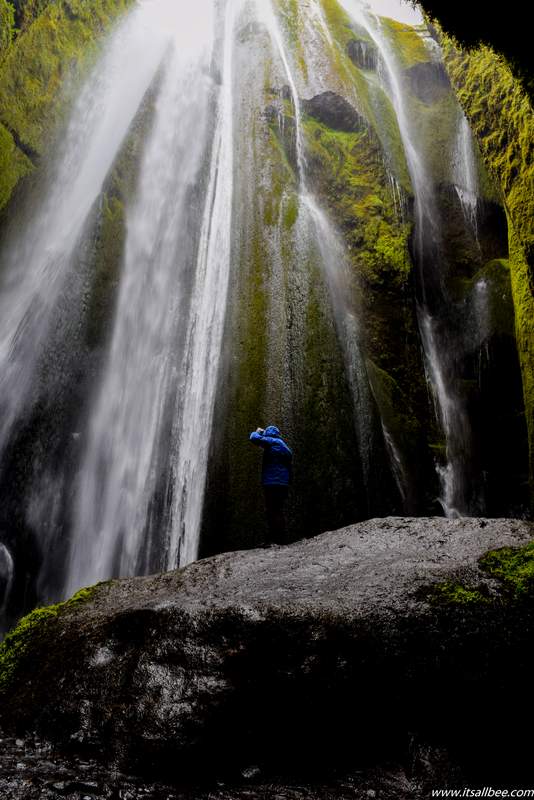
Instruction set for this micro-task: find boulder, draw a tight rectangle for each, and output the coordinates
[1,517,533,785]
[302,92,366,133]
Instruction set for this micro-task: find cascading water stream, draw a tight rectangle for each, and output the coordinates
[453,112,480,243]
[65,0,219,595]
[165,0,241,569]
[0,4,171,462]
[0,544,14,619]
[338,0,475,516]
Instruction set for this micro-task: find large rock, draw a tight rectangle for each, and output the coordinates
[302,91,365,133]
[1,517,533,785]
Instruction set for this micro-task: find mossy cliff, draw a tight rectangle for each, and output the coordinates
[300,104,433,508]
[0,0,15,58]
[203,23,372,553]
[203,0,527,543]
[440,35,534,498]
[0,0,133,214]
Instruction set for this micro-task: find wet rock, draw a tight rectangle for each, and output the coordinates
[0,726,463,798]
[347,39,378,71]
[301,92,366,133]
[405,61,451,104]
[1,517,533,786]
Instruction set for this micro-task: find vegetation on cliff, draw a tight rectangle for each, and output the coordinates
[0,0,133,213]
[0,0,15,58]
[440,34,534,497]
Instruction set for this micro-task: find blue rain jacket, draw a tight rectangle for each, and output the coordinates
[249,425,293,486]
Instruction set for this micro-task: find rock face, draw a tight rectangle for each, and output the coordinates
[302,92,365,133]
[440,32,534,499]
[1,517,533,786]
[405,61,451,104]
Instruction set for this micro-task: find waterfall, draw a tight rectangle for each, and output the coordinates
[165,0,240,569]
[420,312,470,517]
[63,0,246,594]
[1,0,515,625]
[453,112,480,242]
[338,0,477,516]
[0,544,14,623]
[0,3,171,464]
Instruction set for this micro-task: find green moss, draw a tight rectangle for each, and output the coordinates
[321,0,355,49]
[479,541,534,599]
[0,121,32,208]
[263,126,296,227]
[0,0,133,212]
[312,4,413,189]
[423,538,534,607]
[296,103,430,477]
[274,0,308,80]
[282,193,298,230]
[507,225,534,494]
[381,17,430,69]
[16,0,51,31]
[0,0,15,58]
[302,113,412,283]
[426,580,492,606]
[0,583,102,693]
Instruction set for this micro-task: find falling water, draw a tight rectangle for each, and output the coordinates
[420,313,470,517]
[381,424,408,507]
[166,0,240,569]
[338,0,475,516]
[453,112,480,241]
[473,278,491,388]
[0,544,14,623]
[65,0,220,595]
[0,3,171,462]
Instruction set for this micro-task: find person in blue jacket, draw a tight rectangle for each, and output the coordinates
[249,425,293,545]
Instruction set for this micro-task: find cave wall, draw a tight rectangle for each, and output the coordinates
[436,33,534,503]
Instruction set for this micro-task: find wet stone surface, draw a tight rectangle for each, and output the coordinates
[1,518,533,789]
[0,728,454,799]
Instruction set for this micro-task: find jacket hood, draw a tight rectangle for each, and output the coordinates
[264,425,281,437]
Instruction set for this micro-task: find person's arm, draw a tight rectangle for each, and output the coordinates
[255,436,292,456]
[249,428,266,446]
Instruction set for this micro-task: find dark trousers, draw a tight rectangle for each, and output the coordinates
[263,485,289,545]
